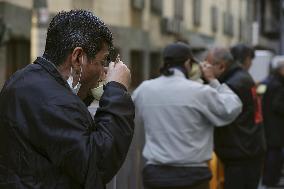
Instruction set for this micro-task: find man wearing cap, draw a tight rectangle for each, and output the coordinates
[132,42,242,189]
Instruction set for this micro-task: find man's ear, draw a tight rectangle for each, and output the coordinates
[219,62,226,74]
[184,59,192,72]
[71,47,84,72]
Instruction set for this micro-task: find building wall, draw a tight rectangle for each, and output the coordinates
[196,0,212,36]
[183,0,247,46]
[0,0,253,88]
[93,0,131,27]
[48,0,72,13]
[0,0,252,47]
[72,0,93,10]
[0,0,251,53]
[147,0,175,48]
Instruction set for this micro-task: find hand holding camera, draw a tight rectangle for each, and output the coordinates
[200,61,216,82]
[106,55,131,90]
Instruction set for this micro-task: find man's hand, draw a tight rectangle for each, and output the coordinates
[106,61,131,90]
[200,61,216,82]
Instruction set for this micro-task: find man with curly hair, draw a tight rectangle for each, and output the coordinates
[0,10,134,189]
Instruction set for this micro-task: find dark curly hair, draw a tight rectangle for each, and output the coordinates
[43,10,113,66]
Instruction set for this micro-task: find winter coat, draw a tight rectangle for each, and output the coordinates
[0,57,135,189]
[214,63,266,161]
[262,74,284,147]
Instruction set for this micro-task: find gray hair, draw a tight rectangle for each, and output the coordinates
[272,56,284,70]
[208,47,234,66]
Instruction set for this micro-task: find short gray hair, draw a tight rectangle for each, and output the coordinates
[209,47,234,66]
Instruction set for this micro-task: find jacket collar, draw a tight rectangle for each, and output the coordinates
[34,57,71,90]
[274,72,284,84]
[219,62,242,83]
[169,68,187,78]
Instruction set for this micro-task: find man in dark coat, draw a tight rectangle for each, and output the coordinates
[262,59,284,187]
[206,47,266,189]
[0,10,135,189]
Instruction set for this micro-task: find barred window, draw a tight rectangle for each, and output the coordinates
[151,0,163,15]
[174,0,184,20]
[193,0,201,26]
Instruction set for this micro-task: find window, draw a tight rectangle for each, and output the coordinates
[174,0,184,20]
[193,0,202,26]
[223,12,234,36]
[239,19,242,41]
[131,0,145,11]
[151,0,162,15]
[211,6,218,32]
[150,52,162,79]
[261,0,280,37]
[160,18,183,35]
[6,39,30,79]
[131,6,143,28]
[130,50,144,88]
[33,0,47,8]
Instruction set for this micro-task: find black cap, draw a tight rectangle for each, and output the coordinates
[163,42,199,65]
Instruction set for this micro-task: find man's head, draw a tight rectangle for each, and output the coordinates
[230,44,255,71]
[161,42,198,76]
[206,47,234,78]
[43,10,113,90]
[272,56,284,77]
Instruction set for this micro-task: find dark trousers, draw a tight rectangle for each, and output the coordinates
[262,148,284,186]
[223,159,263,189]
[147,180,209,189]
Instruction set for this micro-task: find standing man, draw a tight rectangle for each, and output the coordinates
[208,47,266,189]
[133,42,242,189]
[262,58,284,187]
[0,10,135,189]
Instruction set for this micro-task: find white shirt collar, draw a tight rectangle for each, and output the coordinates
[169,68,186,78]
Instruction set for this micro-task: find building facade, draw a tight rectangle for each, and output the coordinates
[0,0,251,89]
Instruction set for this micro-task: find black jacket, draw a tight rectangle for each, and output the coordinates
[262,74,284,147]
[214,63,266,162]
[0,57,135,189]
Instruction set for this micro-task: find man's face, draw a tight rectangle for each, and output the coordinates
[81,43,109,89]
[243,56,253,71]
[205,52,225,78]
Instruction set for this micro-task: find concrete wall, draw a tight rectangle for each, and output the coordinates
[48,0,72,13]
[94,0,131,27]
